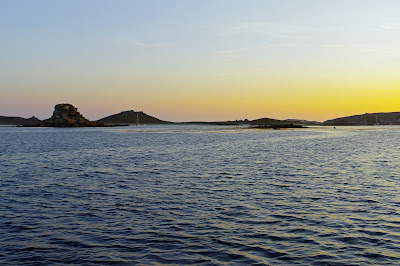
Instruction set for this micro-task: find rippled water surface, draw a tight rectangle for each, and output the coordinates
[1,125,400,265]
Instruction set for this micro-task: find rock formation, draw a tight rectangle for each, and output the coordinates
[31,103,121,127]
[44,104,99,127]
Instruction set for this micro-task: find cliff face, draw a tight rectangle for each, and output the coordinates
[44,104,106,127]
[97,110,169,124]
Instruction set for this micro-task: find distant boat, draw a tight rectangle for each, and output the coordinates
[136,113,139,126]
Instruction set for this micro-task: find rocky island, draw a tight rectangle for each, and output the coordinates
[24,104,127,127]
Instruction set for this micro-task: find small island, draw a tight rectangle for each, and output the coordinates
[22,104,127,127]
[251,123,307,130]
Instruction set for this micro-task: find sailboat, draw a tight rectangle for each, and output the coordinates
[374,114,380,126]
[136,112,139,126]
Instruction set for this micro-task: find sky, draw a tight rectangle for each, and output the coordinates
[1,0,400,122]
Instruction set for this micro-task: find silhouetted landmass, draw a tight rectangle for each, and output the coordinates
[323,112,400,125]
[0,114,316,127]
[40,104,106,127]
[21,104,127,127]
[97,110,169,124]
[250,117,287,125]
[5,106,400,127]
[0,115,42,125]
[252,123,308,129]
[180,117,317,126]
[182,118,282,125]
[179,119,250,125]
[284,119,322,125]
[249,118,308,129]
[178,119,247,125]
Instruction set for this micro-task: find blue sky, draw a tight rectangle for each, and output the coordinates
[1,1,400,121]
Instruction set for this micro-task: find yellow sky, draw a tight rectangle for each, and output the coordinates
[1,1,399,122]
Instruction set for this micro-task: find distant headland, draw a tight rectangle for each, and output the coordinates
[2,103,400,127]
[322,112,400,126]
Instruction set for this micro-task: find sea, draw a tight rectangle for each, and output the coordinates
[1,124,400,265]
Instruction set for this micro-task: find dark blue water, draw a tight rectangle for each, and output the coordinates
[1,125,400,265]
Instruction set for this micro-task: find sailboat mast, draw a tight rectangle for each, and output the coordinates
[374,113,379,126]
[136,112,139,126]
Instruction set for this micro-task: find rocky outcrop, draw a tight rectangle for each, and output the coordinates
[44,104,100,127]
[25,103,125,127]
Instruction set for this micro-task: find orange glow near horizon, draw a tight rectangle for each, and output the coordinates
[4,72,398,123]
[1,1,400,122]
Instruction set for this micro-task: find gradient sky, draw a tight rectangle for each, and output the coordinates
[1,0,400,122]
